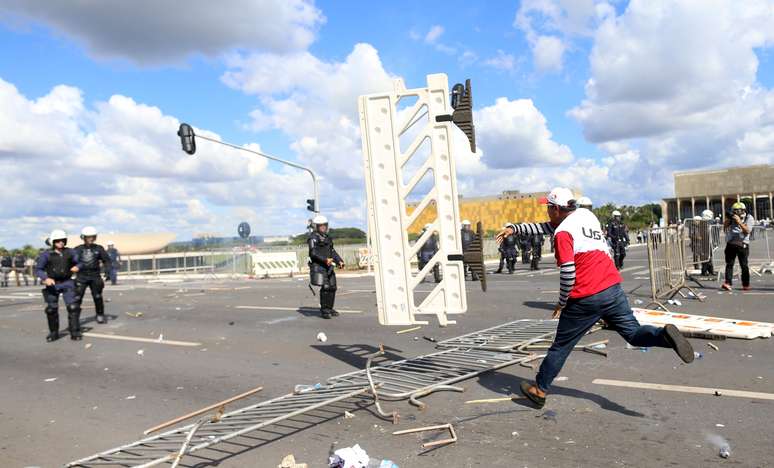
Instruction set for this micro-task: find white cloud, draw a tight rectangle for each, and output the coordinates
[475,98,573,169]
[483,50,518,71]
[424,25,444,44]
[222,43,395,200]
[0,0,324,64]
[569,0,774,190]
[515,0,613,73]
[532,35,565,72]
[0,77,315,247]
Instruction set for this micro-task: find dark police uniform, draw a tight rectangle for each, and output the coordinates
[308,231,343,319]
[606,219,629,270]
[530,234,544,271]
[460,227,479,281]
[519,233,532,264]
[74,243,112,323]
[501,233,519,273]
[417,232,441,283]
[106,247,121,285]
[36,248,81,341]
[0,254,11,287]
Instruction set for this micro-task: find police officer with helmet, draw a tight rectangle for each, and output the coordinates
[417,224,441,283]
[460,220,479,281]
[308,215,344,319]
[35,229,82,341]
[606,210,629,270]
[501,223,519,273]
[74,227,113,324]
[721,202,755,291]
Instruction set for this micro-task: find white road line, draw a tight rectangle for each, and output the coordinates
[592,379,774,401]
[235,305,363,314]
[82,332,201,347]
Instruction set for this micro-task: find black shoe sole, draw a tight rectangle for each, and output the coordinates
[664,324,694,363]
[519,381,545,409]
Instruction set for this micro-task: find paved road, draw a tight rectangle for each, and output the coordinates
[1,244,773,467]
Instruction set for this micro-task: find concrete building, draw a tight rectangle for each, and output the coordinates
[407,190,575,234]
[662,165,774,223]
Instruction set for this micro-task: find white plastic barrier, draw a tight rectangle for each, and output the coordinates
[250,252,300,278]
[632,308,774,339]
[359,73,471,326]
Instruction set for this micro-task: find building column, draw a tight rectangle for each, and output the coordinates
[769,192,773,220]
[753,192,757,219]
[676,198,681,223]
[705,196,710,214]
[721,196,725,220]
[691,197,696,218]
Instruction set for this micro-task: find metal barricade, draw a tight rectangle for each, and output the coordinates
[758,227,774,274]
[683,219,722,284]
[645,225,703,311]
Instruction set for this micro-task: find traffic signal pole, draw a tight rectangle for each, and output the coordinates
[178,124,320,214]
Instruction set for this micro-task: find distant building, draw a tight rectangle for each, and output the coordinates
[262,236,292,244]
[662,165,774,222]
[407,189,578,234]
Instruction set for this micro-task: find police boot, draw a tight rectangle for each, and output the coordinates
[67,305,82,340]
[94,298,107,324]
[46,311,60,342]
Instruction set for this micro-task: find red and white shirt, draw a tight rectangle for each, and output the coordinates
[507,208,621,306]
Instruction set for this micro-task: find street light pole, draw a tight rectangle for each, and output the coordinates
[177,124,320,213]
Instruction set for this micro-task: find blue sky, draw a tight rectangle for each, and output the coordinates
[0,0,773,247]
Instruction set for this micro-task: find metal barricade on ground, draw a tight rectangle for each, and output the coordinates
[645,225,703,311]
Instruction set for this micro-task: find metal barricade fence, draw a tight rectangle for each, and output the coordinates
[645,225,702,311]
[682,219,722,282]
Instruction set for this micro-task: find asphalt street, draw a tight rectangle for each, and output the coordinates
[1,244,773,468]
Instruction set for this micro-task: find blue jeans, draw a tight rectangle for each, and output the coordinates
[536,284,671,392]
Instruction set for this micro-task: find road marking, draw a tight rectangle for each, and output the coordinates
[82,332,201,347]
[592,379,774,401]
[619,266,647,274]
[263,316,299,325]
[235,305,363,314]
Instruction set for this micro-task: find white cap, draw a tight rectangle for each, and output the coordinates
[81,226,98,237]
[577,196,592,207]
[107,240,114,246]
[312,215,328,225]
[50,229,67,241]
[612,210,621,217]
[539,187,575,207]
[461,219,471,226]
[701,209,713,220]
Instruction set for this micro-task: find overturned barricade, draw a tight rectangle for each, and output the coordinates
[645,225,703,311]
[66,319,567,467]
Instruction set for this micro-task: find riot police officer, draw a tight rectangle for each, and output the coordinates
[308,215,344,319]
[530,233,544,271]
[606,210,629,270]
[13,251,28,286]
[460,220,479,281]
[74,227,113,324]
[0,251,11,287]
[35,229,81,341]
[501,224,519,273]
[417,224,441,283]
[520,232,532,264]
[106,241,121,285]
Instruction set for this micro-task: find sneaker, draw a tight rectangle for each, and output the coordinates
[321,311,331,319]
[720,283,732,291]
[96,314,107,324]
[663,324,694,363]
[46,332,59,342]
[330,309,340,317]
[742,286,751,291]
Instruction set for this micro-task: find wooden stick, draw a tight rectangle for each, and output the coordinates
[393,423,451,435]
[464,397,516,404]
[396,326,422,334]
[144,386,263,435]
[592,379,774,400]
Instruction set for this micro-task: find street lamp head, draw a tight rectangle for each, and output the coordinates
[177,123,197,155]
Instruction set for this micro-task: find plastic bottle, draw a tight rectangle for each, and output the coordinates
[294,383,322,394]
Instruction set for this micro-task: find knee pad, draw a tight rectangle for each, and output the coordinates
[321,284,337,293]
[66,303,80,314]
[45,306,58,315]
[92,292,103,301]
